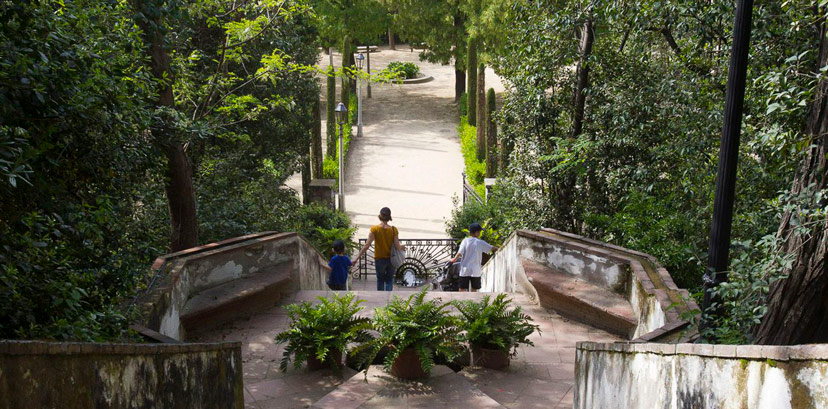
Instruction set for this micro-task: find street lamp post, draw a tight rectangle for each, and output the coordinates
[334,103,348,212]
[356,53,365,138]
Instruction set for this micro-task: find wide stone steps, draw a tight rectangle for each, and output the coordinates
[311,365,505,409]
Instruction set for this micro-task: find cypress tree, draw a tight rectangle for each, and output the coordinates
[311,96,323,179]
[486,88,497,178]
[341,36,351,110]
[475,65,486,161]
[326,67,337,158]
[466,37,478,124]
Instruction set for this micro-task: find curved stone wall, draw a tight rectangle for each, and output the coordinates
[136,232,330,340]
[480,229,697,340]
[575,341,828,409]
[0,340,242,409]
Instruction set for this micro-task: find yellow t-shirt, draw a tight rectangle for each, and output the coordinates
[371,225,398,259]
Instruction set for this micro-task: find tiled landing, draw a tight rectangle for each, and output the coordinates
[190,290,622,408]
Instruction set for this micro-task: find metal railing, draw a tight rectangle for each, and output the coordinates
[356,238,459,287]
[462,172,484,205]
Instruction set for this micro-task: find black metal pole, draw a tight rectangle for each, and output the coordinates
[702,0,754,332]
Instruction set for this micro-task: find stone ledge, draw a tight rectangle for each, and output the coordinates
[0,340,241,356]
[577,341,828,361]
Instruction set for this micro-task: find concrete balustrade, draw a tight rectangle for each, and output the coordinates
[480,229,697,341]
[136,232,331,340]
[575,341,828,408]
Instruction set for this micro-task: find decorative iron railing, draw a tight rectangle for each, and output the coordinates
[462,172,484,205]
[356,238,460,287]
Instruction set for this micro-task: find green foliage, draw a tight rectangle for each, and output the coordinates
[445,198,505,246]
[293,203,356,258]
[458,116,486,198]
[480,0,819,298]
[453,294,539,355]
[275,293,373,374]
[384,61,420,80]
[351,289,465,376]
[0,0,322,341]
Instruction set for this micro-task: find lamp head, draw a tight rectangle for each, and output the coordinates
[334,102,348,125]
[356,53,365,70]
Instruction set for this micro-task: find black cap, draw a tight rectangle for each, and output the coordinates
[380,207,392,221]
[469,223,483,234]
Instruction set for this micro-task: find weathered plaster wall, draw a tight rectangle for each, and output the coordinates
[0,341,243,409]
[575,342,828,409]
[480,229,695,341]
[138,232,329,340]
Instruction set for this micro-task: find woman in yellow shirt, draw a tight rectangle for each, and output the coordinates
[353,207,405,291]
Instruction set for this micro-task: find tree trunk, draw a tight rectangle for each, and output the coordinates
[455,66,466,102]
[476,65,486,162]
[132,0,198,251]
[388,28,396,50]
[571,19,594,139]
[311,97,323,179]
[302,149,311,205]
[486,88,497,178]
[467,38,478,123]
[754,21,828,344]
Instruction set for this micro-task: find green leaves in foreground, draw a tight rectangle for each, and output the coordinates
[350,289,465,376]
[453,294,540,357]
[275,293,372,375]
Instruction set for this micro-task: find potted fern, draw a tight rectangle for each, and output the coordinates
[351,289,464,379]
[454,294,540,369]
[275,293,372,373]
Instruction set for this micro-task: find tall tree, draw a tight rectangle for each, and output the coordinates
[754,19,828,344]
[476,64,487,161]
[390,0,468,101]
[131,0,198,251]
[467,37,478,123]
[486,88,497,178]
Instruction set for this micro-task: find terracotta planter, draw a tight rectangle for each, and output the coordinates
[306,350,343,370]
[472,345,510,369]
[390,347,428,379]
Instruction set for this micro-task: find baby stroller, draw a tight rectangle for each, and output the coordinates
[432,260,461,292]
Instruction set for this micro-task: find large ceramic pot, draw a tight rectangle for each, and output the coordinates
[390,347,428,379]
[306,350,343,370]
[472,345,510,369]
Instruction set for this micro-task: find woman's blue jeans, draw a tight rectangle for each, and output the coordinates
[374,258,394,291]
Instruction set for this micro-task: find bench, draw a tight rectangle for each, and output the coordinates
[181,262,293,334]
[522,260,637,338]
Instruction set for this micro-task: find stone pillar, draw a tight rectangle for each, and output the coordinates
[309,179,336,209]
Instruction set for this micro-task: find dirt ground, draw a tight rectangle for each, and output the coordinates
[286,44,505,240]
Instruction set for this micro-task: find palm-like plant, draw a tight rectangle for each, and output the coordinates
[351,288,464,376]
[275,293,372,374]
[454,294,540,356]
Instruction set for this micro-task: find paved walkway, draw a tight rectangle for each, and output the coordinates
[191,290,621,409]
[288,45,505,239]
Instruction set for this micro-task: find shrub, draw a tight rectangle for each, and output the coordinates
[351,289,465,376]
[293,203,355,257]
[453,294,539,355]
[385,61,420,80]
[458,115,486,197]
[459,93,468,117]
[275,293,373,374]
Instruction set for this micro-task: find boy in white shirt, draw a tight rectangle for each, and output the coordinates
[449,223,499,292]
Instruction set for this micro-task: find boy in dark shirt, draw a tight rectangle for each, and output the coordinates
[326,240,351,291]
